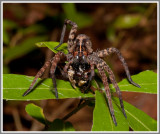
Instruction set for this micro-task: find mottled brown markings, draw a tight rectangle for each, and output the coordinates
[63,60,73,73]
[96,64,117,126]
[68,66,77,88]
[97,48,140,88]
[23,52,66,99]
[50,52,66,99]
[98,58,127,118]
[66,20,78,52]
[87,53,130,125]
[23,60,51,97]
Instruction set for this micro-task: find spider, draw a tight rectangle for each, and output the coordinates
[23,19,140,126]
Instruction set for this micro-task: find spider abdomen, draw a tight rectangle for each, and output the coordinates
[68,61,91,92]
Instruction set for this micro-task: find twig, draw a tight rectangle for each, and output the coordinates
[62,100,91,121]
[50,98,76,120]
[12,108,23,131]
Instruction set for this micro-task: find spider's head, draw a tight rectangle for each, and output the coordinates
[73,34,93,57]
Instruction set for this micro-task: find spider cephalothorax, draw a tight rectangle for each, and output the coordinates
[67,34,93,92]
[23,19,140,126]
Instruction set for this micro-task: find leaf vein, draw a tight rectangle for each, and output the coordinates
[119,83,156,87]
[125,109,151,131]
[25,77,50,87]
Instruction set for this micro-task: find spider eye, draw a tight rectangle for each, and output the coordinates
[76,55,79,59]
[81,55,87,62]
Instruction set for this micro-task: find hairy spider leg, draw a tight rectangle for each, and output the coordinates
[63,60,73,73]
[97,64,117,126]
[54,21,67,50]
[50,52,66,99]
[89,64,95,81]
[88,55,117,125]
[23,61,51,96]
[98,58,127,118]
[85,63,95,90]
[54,19,78,53]
[57,66,68,80]
[57,54,72,80]
[97,47,141,88]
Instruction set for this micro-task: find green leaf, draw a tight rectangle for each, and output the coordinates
[35,42,68,54]
[92,91,157,131]
[113,97,157,131]
[21,24,47,34]
[3,19,18,30]
[92,90,129,131]
[128,5,147,13]
[106,26,116,43]
[3,36,48,63]
[62,3,76,21]
[92,70,157,94]
[25,103,75,131]
[113,14,142,29]
[25,103,47,125]
[74,12,93,28]
[110,70,157,94]
[3,74,94,100]
[3,71,157,100]
[47,119,75,131]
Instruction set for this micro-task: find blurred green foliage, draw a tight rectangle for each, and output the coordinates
[3,3,93,74]
[113,14,142,29]
[3,19,49,73]
[3,3,156,74]
[106,4,156,44]
[62,3,93,28]
[4,36,48,63]
[106,14,142,43]
[3,19,18,44]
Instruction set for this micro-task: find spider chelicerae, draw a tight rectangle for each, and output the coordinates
[23,19,140,126]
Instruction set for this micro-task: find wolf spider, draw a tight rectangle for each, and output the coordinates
[23,19,140,126]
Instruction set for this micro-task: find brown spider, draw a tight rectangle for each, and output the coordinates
[23,19,140,126]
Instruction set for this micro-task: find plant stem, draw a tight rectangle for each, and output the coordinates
[62,100,91,121]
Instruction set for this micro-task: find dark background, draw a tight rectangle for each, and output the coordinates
[3,3,157,131]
